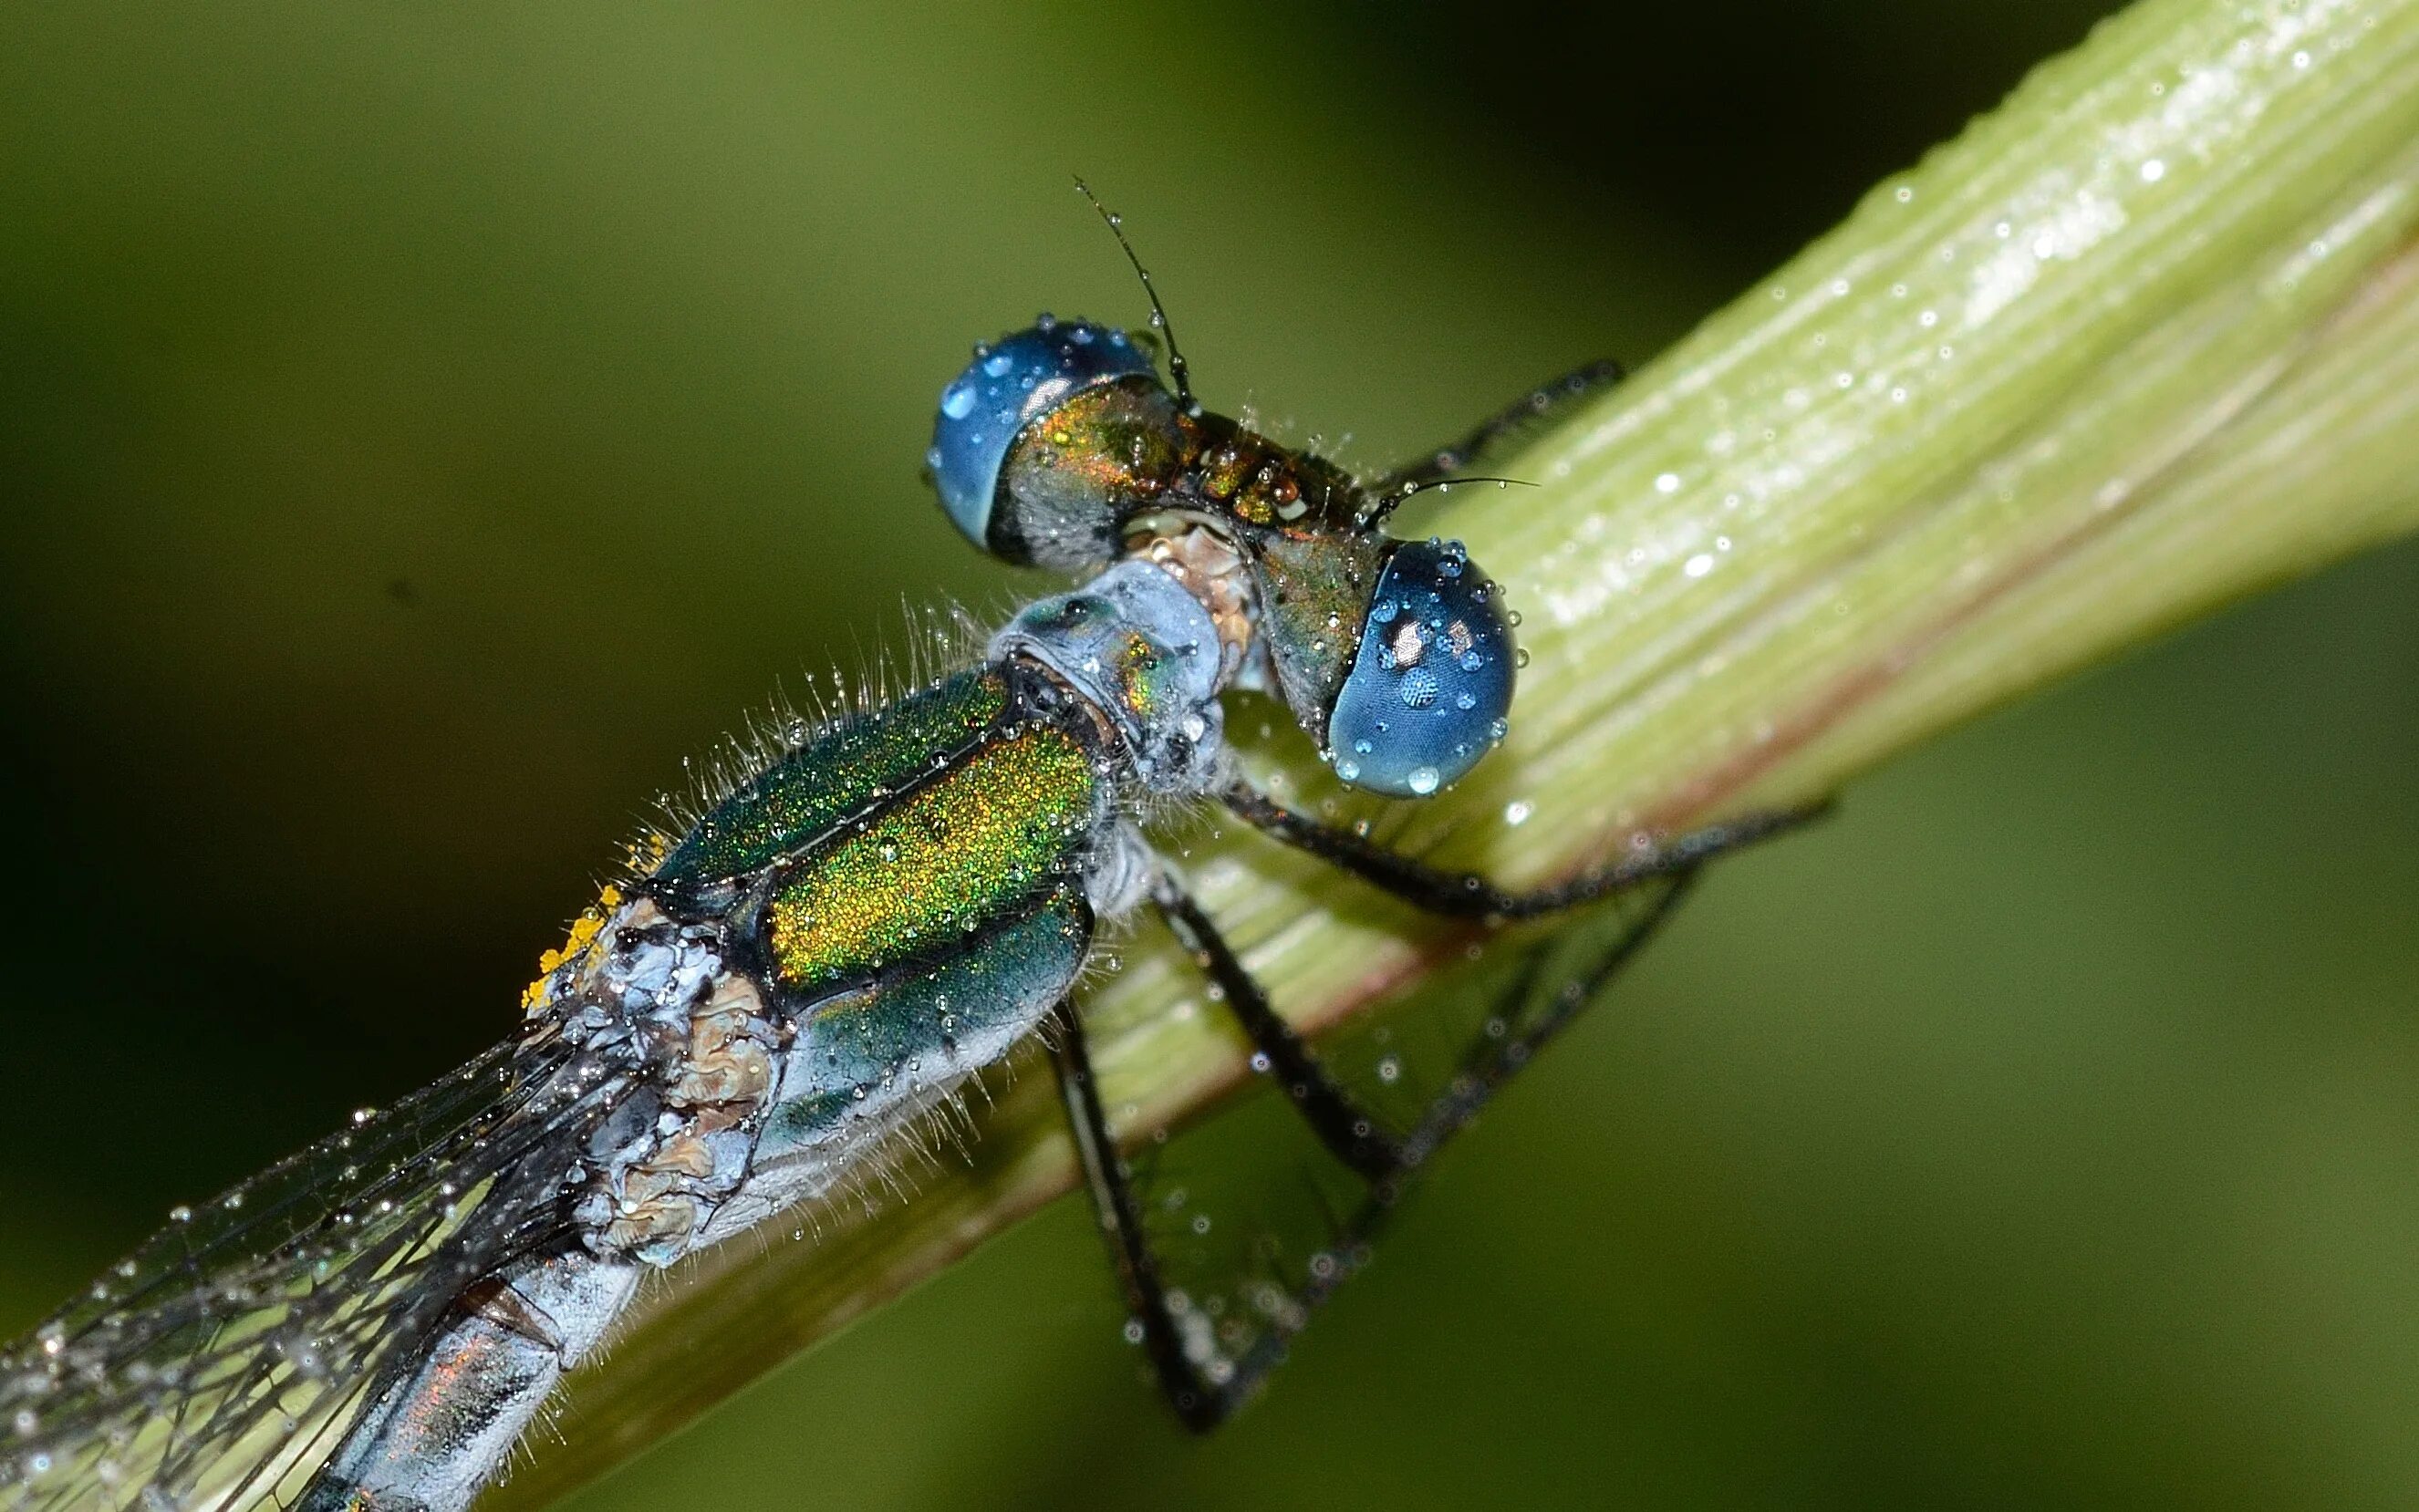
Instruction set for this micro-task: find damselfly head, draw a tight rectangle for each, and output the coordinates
[927,310,1520,800]
[927,190,1517,801]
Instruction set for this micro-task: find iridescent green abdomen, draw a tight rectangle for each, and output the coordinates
[763,715,1100,996]
[656,669,1011,895]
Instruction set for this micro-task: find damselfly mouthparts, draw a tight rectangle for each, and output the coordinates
[1,195,1811,1512]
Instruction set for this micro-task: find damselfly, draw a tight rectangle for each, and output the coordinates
[0,196,1810,1512]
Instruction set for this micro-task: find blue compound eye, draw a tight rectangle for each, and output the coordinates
[1324,538,1516,798]
[927,316,1161,563]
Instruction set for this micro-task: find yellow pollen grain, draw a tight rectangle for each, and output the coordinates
[521,884,625,1014]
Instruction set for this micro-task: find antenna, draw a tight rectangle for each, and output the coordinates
[1362,475,1536,531]
[1073,178,1196,414]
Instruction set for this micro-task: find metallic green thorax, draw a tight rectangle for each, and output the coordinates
[650,665,1110,1005]
[656,670,1010,892]
[763,717,1099,996]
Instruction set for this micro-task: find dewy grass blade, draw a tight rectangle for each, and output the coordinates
[481,0,2415,1504]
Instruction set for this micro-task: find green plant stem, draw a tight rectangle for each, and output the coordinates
[491,1,2419,1505]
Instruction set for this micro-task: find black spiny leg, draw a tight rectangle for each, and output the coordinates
[1053,866,1708,1430]
[1157,865,1709,1196]
[1223,782,1825,920]
[1151,875,1407,1190]
[1049,997,1241,1431]
[1377,357,1628,497]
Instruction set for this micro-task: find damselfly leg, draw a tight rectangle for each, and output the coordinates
[1221,785,1828,921]
[1374,358,1630,505]
[1054,847,1724,1428]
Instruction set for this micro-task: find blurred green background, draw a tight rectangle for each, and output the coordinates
[5,2,2417,1507]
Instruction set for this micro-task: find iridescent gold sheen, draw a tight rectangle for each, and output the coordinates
[658,670,1009,888]
[1163,408,1359,538]
[764,724,1099,994]
[993,378,1187,559]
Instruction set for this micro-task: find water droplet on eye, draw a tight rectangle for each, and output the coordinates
[1399,668,1440,709]
[940,380,976,420]
[981,351,1013,378]
[1456,692,1476,710]
[1406,767,1439,795]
